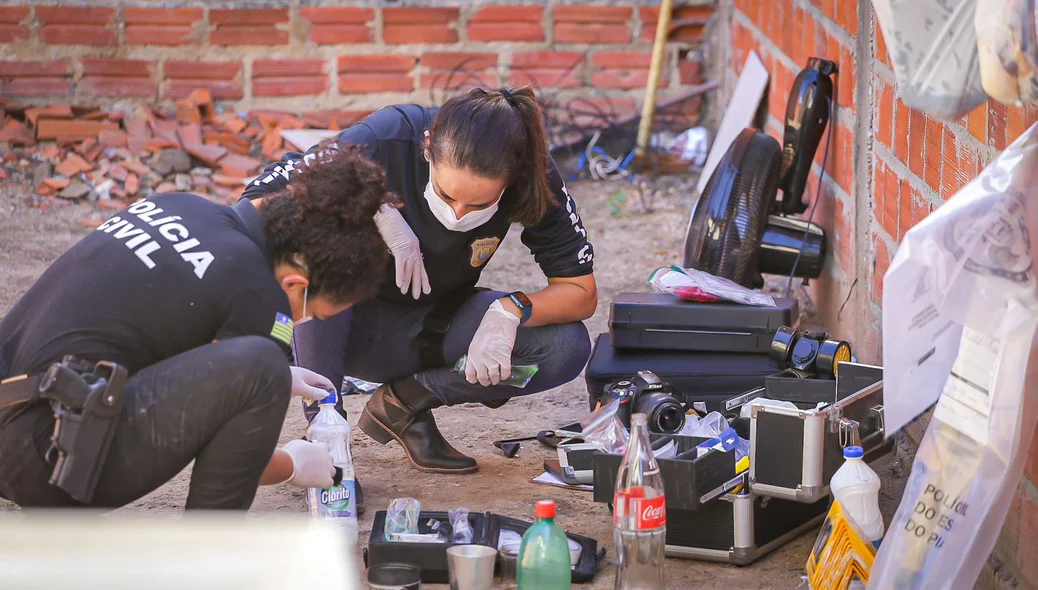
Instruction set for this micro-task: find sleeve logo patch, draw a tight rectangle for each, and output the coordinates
[270,312,294,345]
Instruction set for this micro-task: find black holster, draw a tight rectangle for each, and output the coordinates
[0,356,127,503]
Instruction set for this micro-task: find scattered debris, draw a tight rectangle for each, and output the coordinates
[0,93,369,212]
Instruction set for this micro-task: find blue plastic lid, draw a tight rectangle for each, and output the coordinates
[843,446,864,459]
[319,391,337,405]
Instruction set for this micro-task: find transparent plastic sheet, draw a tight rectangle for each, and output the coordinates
[679,412,751,461]
[648,266,776,306]
[871,0,988,120]
[384,497,421,541]
[870,124,1038,589]
[975,0,1038,104]
[448,507,473,544]
[579,399,629,454]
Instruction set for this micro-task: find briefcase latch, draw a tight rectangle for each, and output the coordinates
[837,417,861,448]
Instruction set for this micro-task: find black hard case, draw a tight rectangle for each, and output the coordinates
[748,363,892,503]
[364,510,602,584]
[608,293,799,353]
[585,333,776,412]
[592,436,827,565]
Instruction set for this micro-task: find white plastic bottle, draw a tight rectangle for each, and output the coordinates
[305,392,358,544]
[830,446,884,542]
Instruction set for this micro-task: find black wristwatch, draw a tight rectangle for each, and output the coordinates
[507,291,533,325]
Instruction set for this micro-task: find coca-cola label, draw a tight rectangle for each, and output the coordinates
[614,487,666,530]
[633,494,666,529]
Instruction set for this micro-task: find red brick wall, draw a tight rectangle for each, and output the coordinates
[0,2,712,124]
[727,1,1038,586]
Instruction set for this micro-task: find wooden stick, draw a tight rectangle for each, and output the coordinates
[635,0,675,157]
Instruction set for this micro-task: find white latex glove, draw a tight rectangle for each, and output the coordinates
[290,366,336,401]
[375,204,431,300]
[465,300,521,387]
[281,439,335,488]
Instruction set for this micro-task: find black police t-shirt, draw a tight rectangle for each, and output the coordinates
[0,193,293,383]
[241,104,595,307]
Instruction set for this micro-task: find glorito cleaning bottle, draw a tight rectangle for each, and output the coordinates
[614,413,666,590]
[517,500,571,590]
[305,391,358,544]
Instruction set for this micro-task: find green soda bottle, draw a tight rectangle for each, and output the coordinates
[517,500,571,590]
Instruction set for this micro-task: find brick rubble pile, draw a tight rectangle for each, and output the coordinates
[0,89,369,225]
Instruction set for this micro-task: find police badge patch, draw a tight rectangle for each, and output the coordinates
[470,237,501,267]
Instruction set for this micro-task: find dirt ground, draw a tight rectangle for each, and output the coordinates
[0,176,913,589]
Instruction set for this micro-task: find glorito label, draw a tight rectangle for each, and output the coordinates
[319,480,356,517]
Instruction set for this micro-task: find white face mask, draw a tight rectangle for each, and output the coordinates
[423,178,502,232]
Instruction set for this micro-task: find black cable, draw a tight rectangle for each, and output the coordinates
[425,52,706,179]
[785,95,835,298]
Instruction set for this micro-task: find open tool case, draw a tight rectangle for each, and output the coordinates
[364,510,603,584]
[591,434,826,565]
[609,293,799,353]
[585,333,776,413]
[747,362,891,503]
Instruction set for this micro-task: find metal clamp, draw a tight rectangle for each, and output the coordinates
[837,418,861,447]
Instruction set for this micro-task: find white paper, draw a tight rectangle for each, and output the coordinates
[280,129,340,152]
[532,472,593,492]
[932,327,1000,444]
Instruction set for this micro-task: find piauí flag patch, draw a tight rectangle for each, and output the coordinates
[270,312,294,345]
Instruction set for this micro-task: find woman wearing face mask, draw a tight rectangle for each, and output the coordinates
[242,86,596,474]
[0,144,392,509]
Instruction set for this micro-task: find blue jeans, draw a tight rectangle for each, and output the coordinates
[293,290,592,413]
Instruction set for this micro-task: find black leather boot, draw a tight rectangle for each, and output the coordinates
[358,377,478,474]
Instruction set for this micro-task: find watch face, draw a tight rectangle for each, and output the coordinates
[511,292,532,308]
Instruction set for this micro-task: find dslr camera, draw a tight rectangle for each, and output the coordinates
[769,326,852,380]
[602,371,686,434]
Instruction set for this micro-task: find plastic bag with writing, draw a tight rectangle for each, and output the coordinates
[870,124,1038,589]
[975,0,1038,104]
[871,0,988,120]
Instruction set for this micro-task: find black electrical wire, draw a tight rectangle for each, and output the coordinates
[785,95,835,298]
[426,51,705,178]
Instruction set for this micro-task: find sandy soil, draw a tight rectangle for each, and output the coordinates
[0,177,912,589]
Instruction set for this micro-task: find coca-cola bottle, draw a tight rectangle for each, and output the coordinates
[613,413,666,590]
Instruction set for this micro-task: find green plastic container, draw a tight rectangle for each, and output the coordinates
[517,500,571,590]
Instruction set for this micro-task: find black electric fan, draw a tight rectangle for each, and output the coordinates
[683,58,837,289]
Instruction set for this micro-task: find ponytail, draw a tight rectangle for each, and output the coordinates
[428,85,556,227]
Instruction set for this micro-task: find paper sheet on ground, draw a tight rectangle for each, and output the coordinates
[532,471,593,492]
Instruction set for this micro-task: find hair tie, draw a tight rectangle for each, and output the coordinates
[499,88,513,101]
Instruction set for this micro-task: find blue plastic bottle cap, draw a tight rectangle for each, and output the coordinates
[843,446,864,459]
[320,391,337,405]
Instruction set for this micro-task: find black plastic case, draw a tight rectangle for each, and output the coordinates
[585,333,776,412]
[365,510,493,584]
[365,510,604,584]
[592,435,741,510]
[609,293,799,353]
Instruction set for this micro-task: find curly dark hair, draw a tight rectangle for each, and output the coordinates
[261,141,396,306]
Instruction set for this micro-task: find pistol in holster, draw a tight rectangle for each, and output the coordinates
[0,355,127,504]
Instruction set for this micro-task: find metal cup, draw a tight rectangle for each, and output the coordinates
[446,544,497,590]
[367,562,421,590]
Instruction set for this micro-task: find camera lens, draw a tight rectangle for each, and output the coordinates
[636,392,686,434]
